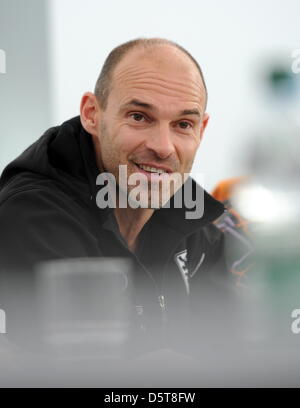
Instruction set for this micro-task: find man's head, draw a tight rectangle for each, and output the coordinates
[94,38,208,112]
[80,38,209,208]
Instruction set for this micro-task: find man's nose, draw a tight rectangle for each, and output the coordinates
[145,123,176,160]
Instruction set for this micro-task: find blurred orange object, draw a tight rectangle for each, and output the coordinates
[212,176,251,235]
[211,176,248,202]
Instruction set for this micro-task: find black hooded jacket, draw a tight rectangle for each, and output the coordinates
[0,116,234,351]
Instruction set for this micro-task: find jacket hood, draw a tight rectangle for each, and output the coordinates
[0,116,99,198]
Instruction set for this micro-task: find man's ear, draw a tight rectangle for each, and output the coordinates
[199,112,209,141]
[80,92,101,137]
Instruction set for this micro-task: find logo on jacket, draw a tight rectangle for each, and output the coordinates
[174,250,206,294]
[174,250,189,294]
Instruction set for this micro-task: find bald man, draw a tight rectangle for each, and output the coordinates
[0,39,241,353]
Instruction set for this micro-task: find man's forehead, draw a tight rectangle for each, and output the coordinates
[111,46,206,111]
[114,45,201,80]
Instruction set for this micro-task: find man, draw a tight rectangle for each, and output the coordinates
[0,38,242,352]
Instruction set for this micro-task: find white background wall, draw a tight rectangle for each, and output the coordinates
[1,0,300,190]
[0,0,51,171]
[48,0,300,189]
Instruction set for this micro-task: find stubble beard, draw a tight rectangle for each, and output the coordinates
[99,121,192,209]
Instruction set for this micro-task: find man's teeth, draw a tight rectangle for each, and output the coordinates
[138,164,166,174]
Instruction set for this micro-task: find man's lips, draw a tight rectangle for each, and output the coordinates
[130,162,173,180]
[133,162,173,174]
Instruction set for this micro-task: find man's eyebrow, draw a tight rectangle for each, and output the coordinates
[179,109,201,117]
[121,99,154,110]
[121,99,201,117]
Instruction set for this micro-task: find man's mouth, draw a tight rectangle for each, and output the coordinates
[136,164,166,174]
[133,162,172,175]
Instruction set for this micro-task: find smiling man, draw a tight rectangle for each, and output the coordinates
[0,38,236,352]
[82,40,210,251]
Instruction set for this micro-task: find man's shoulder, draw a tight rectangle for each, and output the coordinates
[0,170,83,206]
[0,171,90,226]
[0,171,98,270]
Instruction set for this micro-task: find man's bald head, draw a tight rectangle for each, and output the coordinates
[94,38,208,111]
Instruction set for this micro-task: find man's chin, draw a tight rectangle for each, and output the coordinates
[120,185,167,208]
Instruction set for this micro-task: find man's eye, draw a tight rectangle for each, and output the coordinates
[130,113,145,122]
[178,121,192,129]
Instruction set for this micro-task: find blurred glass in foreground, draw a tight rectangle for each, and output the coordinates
[35,257,133,358]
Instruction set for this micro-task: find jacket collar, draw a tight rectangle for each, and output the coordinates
[153,179,225,235]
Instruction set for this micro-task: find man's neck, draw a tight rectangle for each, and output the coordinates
[113,207,154,252]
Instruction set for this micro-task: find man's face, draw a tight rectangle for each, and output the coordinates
[96,45,208,207]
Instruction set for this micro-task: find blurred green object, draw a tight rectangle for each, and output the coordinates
[231,59,300,347]
[265,64,299,101]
